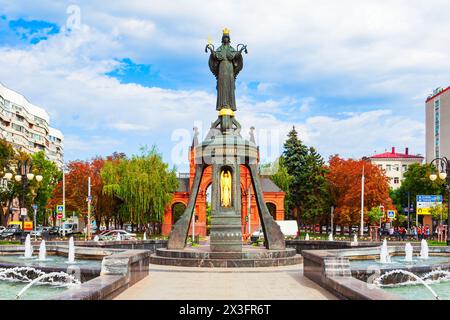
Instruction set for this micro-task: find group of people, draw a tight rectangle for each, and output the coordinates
[411,225,431,240]
[383,225,431,241]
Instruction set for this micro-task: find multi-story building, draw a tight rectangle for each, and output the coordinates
[0,82,64,167]
[426,87,450,163]
[366,147,424,189]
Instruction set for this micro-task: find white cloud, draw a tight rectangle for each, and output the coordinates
[0,0,435,166]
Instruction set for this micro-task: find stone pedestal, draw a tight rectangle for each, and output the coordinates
[210,159,242,252]
[167,113,285,252]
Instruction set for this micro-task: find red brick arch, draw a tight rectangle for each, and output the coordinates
[162,147,285,236]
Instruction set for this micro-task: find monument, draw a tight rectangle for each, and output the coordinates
[151,29,300,267]
[167,28,284,252]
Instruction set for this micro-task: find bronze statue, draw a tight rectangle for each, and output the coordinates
[206,28,247,111]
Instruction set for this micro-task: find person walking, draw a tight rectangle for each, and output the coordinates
[425,225,430,240]
[417,225,422,240]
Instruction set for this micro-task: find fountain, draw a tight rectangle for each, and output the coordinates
[143,232,147,241]
[67,237,75,263]
[15,271,80,300]
[38,240,47,261]
[305,233,309,241]
[373,269,441,300]
[420,239,429,259]
[353,234,358,244]
[328,233,333,241]
[24,234,33,259]
[93,235,99,241]
[404,243,413,262]
[380,239,391,263]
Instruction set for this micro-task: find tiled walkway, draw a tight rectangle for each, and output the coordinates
[115,264,336,300]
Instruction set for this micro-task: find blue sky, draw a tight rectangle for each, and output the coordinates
[0,1,449,172]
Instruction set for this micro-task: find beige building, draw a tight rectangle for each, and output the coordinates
[366,147,424,189]
[0,82,64,167]
[426,87,450,163]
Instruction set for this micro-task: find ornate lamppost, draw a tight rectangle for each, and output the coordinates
[3,159,43,236]
[429,157,450,245]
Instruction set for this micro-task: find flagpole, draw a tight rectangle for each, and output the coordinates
[360,164,365,237]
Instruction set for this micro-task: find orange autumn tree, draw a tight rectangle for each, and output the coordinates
[326,155,394,233]
[48,158,116,228]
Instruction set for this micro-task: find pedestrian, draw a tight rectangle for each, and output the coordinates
[417,225,422,240]
[425,225,430,240]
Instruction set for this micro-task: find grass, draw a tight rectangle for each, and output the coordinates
[427,240,447,246]
[0,240,20,245]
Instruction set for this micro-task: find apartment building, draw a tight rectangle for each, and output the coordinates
[0,82,64,167]
[366,147,424,189]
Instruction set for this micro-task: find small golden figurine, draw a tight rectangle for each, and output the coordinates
[220,170,232,207]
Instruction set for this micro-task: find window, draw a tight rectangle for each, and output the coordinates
[402,165,407,172]
[377,164,383,170]
[435,99,440,159]
[394,177,399,184]
[386,164,392,171]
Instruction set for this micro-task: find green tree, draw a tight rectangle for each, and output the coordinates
[367,207,384,225]
[429,204,448,224]
[31,151,62,226]
[281,127,330,226]
[0,140,15,226]
[391,163,446,216]
[102,146,179,234]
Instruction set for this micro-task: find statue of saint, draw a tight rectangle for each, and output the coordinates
[206,28,247,111]
[220,170,232,207]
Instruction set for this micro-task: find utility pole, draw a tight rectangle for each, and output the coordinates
[330,206,334,235]
[62,166,66,221]
[407,191,410,233]
[360,164,365,237]
[247,185,251,235]
[87,176,91,240]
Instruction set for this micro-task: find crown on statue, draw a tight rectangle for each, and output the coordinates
[222,28,230,36]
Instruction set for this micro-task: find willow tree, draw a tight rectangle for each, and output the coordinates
[101,147,178,233]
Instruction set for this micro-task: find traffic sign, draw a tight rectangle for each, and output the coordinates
[20,208,27,216]
[387,210,396,219]
[417,207,432,215]
[57,205,64,213]
[416,195,442,215]
[416,195,443,203]
[32,204,38,210]
[57,213,63,219]
[87,195,93,201]
[24,221,33,231]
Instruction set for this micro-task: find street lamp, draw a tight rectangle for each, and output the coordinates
[429,157,450,245]
[4,159,42,237]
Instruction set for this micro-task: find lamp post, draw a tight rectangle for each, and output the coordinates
[3,159,42,237]
[429,157,450,245]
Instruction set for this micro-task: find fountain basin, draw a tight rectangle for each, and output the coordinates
[0,243,152,300]
[302,245,450,300]
[0,280,68,300]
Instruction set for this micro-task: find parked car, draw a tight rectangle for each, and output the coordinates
[250,221,299,243]
[30,226,44,237]
[49,226,60,235]
[98,230,137,241]
[0,226,5,234]
[0,225,22,239]
[58,223,81,236]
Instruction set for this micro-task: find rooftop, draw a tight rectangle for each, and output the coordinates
[0,82,50,123]
[426,86,450,103]
[368,147,423,160]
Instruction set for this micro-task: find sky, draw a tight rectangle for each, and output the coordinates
[0,0,449,172]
